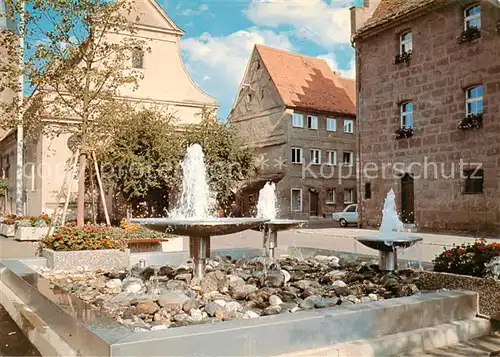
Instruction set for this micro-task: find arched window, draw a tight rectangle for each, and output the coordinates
[131,47,144,69]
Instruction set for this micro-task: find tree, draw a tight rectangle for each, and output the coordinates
[1,0,148,226]
[97,106,183,217]
[182,108,255,212]
[98,107,255,217]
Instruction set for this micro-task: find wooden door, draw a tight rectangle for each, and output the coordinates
[401,174,415,223]
[309,191,319,217]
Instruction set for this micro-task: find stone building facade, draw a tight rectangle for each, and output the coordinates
[228,45,356,219]
[351,0,500,234]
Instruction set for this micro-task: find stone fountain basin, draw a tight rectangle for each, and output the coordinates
[356,236,423,252]
[251,219,308,232]
[129,218,269,237]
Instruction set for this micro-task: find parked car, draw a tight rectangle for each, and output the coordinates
[331,204,358,227]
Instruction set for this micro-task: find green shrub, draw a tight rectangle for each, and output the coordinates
[42,224,126,251]
[433,239,500,277]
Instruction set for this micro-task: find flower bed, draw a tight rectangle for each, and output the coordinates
[0,214,17,237]
[41,224,129,270]
[14,214,53,241]
[420,238,500,319]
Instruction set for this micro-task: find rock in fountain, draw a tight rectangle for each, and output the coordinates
[356,189,422,271]
[130,144,268,279]
[254,182,307,258]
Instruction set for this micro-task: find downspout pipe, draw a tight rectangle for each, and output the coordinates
[351,38,363,229]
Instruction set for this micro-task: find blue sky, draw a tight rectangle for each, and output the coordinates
[161,0,361,119]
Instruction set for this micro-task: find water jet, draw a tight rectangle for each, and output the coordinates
[130,144,268,278]
[253,182,307,258]
[356,189,422,271]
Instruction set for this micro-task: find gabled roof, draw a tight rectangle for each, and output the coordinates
[125,0,184,35]
[255,45,356,116]
[356,0,448,36]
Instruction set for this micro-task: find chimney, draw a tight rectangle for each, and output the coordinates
[350,0,381,37]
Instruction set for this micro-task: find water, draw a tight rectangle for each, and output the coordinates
[169,144,216,219]
[256,182,278,220]
[379,189,405,236]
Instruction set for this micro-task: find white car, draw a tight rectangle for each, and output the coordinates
[331,204,358,227]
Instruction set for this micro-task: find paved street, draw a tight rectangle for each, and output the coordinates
[212,227,497,263]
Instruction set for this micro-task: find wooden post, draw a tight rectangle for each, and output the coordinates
[91,151,110,226]
[89,160,96,224]
[61,148,80,226]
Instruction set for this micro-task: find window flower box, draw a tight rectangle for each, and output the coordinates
[394,127,414,139]
[458,113,483,130]
[393,50,412,65]
[457,27,481,44]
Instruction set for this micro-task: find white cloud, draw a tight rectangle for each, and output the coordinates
[245,0,353,47]
[180,4,211,16]
[182,27,294,86]
[317,53,356,79]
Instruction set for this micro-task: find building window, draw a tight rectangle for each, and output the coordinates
[466,85,483,116]
[291,188,302,212]
[365,182,371,199]
[310,149,321,165]
[292,113,304,128]
[400,31,412,54]
[342,151,354,166]
[463,169,483,194]
[343,119,354,133]
[326,118,337,131]
[464,4,481,30]
[291,147,303,164]
[400,102,414,129]
[327,150,337,165]
[131,47,144,69]
[327,189,336,204]
[307,115,318,129]
[344,189,355,204]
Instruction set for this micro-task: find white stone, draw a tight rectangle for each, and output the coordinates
[213,299,226,307]
[225,301,243,313]
[189,308,203,321]
[243,310,260,319]
[281,270,291,284]
[105,279,122,289]
[314,255,331,261]
[332,280,347,288]
[269,295,283,306]
[151,325,169,331]
[369,293,378,301]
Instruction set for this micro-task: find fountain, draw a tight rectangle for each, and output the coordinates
[130,144,268,279]
[253,182,307,258]
[356,189,422,271]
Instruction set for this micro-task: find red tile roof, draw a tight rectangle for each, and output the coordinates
[255,45,356,116]
[357,0,442,35]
